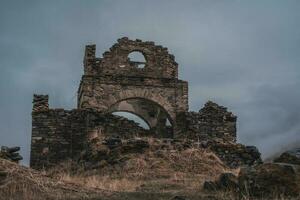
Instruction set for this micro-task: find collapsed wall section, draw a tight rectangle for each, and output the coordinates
[83,37,178,78]
[31,95,151,169]
[79,38,189,136]
[177,101,237,142]
[30,38,261,169]
[31,95,260,169]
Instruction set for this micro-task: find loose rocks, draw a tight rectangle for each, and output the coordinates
[274,148,300,165]
[238,163,300,197]
[0,146,22,162]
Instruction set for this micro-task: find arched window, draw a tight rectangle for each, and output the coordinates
[128,51,146,68]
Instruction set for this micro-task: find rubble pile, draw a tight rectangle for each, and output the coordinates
[178,101,237,143]
[209,141,262,168]
[274,148,300,165]
[0,146,22,162]
[79,137,261,171]
[204,155,300,198]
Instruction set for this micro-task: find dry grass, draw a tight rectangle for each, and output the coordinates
[0,157,298,200]
[0,158,110,200]
[51,143,232,194]
[1,142,232,199]
[59,174,142,192]
[1,137,297,200]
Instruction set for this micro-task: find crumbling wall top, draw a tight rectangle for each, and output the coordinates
[84,37,178,79]
[32,94,49,112]
[199,101,237,122]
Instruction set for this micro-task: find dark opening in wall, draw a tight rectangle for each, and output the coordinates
[166,118,171,126]
[112,111,150,130]
[128,51,146,68]
[108,97,174,138]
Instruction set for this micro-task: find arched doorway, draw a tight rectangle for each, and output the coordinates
[108,98,173,138]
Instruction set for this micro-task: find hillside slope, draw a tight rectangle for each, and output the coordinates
[0,138,237,200]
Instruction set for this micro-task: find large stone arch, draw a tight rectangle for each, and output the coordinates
[79,86,176,120]
[107,98,174,131]
[108,97,174,137]
[107,89,176,121]
[78,38,189,137]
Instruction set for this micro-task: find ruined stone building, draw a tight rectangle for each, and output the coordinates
[31,38,251,169]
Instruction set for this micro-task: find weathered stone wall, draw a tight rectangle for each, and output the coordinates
[31,96,152,169]
[78,75,188,123]
[31,96,259,169]
[31,104,97,169]
[79,38,189,136]
[177,101,237,142]
[32,94,49,112]
[30,38,261,170]
[84,37,178,78]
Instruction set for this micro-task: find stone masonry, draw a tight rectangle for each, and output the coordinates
[30,38,260,169]
[78,37,188,135]
[177,101,237,142]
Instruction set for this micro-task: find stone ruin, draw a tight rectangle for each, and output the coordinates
[30,37,261,169]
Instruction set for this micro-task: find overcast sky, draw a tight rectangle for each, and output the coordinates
[0,0,299,165]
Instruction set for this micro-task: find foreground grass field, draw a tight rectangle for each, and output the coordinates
[1,138,299,200]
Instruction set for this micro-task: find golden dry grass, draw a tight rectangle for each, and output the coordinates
[0,158,110,200]
[0,157,298,200]
[51,144,233,194]
[1,136,298,200]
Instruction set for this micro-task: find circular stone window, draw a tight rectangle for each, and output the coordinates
[128,51,146,68]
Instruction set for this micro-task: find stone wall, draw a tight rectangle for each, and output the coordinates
[31,108,87,169]
[78,38,189,136]
[32,94,49,112]
[31,96,260,169]
[31,97,242,169]
[78,75,188,127]
[30,38,261,170]
[31,96,151,169]
[84,37,178,79]
[176,101,237,142]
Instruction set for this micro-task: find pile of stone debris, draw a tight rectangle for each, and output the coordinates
[274,148,300,165]
[0,146,22,190]
[78,136,261,172]
[208,141,262,168]
[204,149,300,198]
[0,146,22,162]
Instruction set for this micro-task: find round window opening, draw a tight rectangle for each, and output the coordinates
[128,51,146,68]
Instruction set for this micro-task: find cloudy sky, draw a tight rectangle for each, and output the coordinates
[0,0,299,165]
